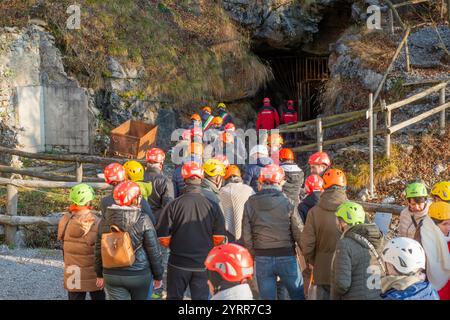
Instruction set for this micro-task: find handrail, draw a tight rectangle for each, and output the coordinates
[384,82,448,111]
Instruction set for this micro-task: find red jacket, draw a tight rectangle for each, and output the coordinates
[281,110,298,124]
[256,106,279,130]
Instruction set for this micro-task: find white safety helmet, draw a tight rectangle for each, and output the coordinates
[382,237,426,275]
[250,145,269,157]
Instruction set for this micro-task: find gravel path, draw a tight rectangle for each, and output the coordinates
[0,245,66,300]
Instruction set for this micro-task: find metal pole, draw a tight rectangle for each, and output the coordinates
[440,86,446,136]
[316,117,323,152]
[368,94,375,198]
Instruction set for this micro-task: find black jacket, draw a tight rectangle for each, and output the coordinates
[298,191,321,224]
[94,206,164,280]
[144,167,174,223]
[100,194,156,226]
[241,187,304,257]
[280,162,304,206]
[156,185,226,269]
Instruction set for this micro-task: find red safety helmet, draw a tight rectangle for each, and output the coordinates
[103,163,127,185]
[181,161,204,180]
[304,174,325,195]
[308,151,332,167]
[214,154,230,167]
[113,181,141,206]
[205,243,254,283]
[146,148,166,164]
[287,100,294,108]
[263,97,271,106]
[224,123,236,132]
[259,164,285,184]
[279,148,294,162]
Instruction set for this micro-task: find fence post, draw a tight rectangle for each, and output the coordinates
[440,85,446,136]
[75,162,83,183]
[373,112,378,131]
[5,184,18,247]
[388,9,394,35]
[368,93,375,198]
[316,117,323,152]
[382,100,391,159]
[405,37,411,73]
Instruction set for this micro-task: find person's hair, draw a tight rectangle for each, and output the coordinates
[431,217,446,225]
[227,176,242,184]
[207,270,247,294]
[407,197,426,204]
[185,177,202,185]
[147,162,162,169]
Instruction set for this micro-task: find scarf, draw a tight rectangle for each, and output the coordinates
[421,216,450,290]
[381,274,424,294]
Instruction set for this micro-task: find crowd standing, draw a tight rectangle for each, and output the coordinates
[57,99,449,300]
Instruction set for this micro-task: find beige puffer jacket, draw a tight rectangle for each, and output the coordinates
[398,202,430,239]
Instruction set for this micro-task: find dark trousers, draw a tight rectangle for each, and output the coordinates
[68,290,105,300]
[167,264,209,300]
[104,273,151,300]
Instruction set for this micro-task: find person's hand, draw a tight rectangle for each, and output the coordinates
[308,264,314,270]
[154,280,162,290]
[96,278,104,289]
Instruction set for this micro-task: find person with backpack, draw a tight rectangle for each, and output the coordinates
[298,174,324,224]
[243,145,273,192]
[57,184,105,300]
[157,161,226,300]
[256,97,280,131]
[398,182,431,239]
[419,202,450,300]
[218,165,255,244]
[381,237,439,300]
[431,181,450,203]
[242,164,305,300]
[300,168,348,300]
[94,181,164,300]
[205,243,254,300]
[330,202,385,300]
[279,148,304,207]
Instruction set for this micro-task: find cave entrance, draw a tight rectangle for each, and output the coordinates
[256,54,330,121]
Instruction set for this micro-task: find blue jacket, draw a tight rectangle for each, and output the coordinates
[243,157,274,192]
[172,155,203,198]
[382,281,439,300]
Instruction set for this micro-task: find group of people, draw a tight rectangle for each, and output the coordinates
[56,99,449,301]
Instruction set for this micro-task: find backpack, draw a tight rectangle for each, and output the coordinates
[101,224,142,268]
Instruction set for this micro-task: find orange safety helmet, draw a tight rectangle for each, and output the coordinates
[212,116,223,126]
[259,164,285,184]
[191,113,201,122]
[146,148,166,164]
[279,148,294,162]
[202,106,212,114]
[205,243,254,283]
[189,142,204,156]
[323,168,347,189]
[224,164,241,180]
[113,181,141,206]
[181,161,204,180]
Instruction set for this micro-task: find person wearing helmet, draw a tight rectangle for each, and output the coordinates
[419,202,450,300]
[330,202,384,300]
[279,148,304,207]
[123,160,153,201]
[308,151,332,176]
[299,168,348,300]
[381,237,439,300]
[157,162,226,300]
[256,97,280,131]
[201,106,213,127]
[57,184,105,300]
[243,145,274,192]
[172,142,203,198]
[217,102,233,127]
[298,175,324,224]
[242,164,305,300]
[101,163,155,225]
[189,113,202,129]
[398,182,431,240]
[218,165,255,243]
[431,181,450,203]
[281,100,298,146]
[211,116,224,130]
[267,133,284,165]
[94,181,164,300]
[201,159,227,205]
[205,243,254,300]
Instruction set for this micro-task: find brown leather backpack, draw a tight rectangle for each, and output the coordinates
[101,225,141,268]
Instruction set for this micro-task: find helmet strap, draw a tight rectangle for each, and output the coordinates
[69,204,93,212]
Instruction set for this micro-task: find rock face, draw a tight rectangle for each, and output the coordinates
[408,26,450,69]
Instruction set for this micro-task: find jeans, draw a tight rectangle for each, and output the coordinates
[104,273,151,300]
[68,291,105,300]
[167,264,209,300]
[255,256,305,300]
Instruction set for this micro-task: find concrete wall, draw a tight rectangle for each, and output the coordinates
[16,85,90,154]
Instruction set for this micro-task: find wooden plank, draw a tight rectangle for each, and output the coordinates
[316,117,323,152]
[440,87,447,136]
[386,82,448,111]
[0,177,111,189]
[389,102,450,134]
[393,0,430,7]
[403,78,450,86]
[0,214,62,226]
[75,162,83,183]
[0,165,104,182]
[5,184,18,246]
[368,93,375,197]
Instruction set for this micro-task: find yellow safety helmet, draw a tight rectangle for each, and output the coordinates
[431,181,450,201]
[428,202,450,221]
[203,159,226,177]
[123,160,145,182]
[217,102,226,109]
[212,116,223,126]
